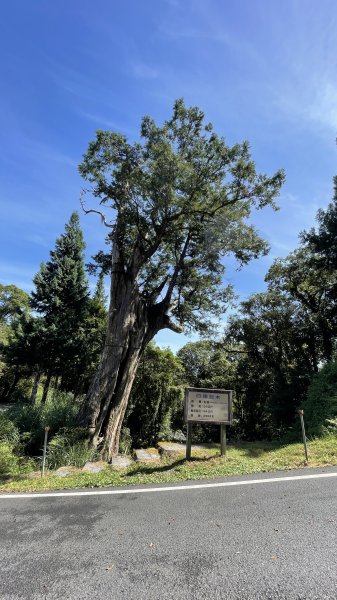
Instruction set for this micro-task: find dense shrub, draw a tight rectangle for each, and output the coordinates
[7,389,80,454]
[46,427,99,469]
[304,362,337,436]
[126,343,184,448]
[0,412,20,447]
[0,442,35,476]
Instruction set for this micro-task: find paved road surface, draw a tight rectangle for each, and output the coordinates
[1,468,337,599]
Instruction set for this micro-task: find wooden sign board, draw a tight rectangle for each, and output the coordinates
[184,388,233,425]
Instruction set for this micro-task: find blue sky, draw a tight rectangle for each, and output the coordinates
[1,0,336,351]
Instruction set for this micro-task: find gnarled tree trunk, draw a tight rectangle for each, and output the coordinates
[77,254,162,460]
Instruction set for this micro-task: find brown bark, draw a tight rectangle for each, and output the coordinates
[77,226,183,460]
[41,371,52,403]
[30,370,41,404]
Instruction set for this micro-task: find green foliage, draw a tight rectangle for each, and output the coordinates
[0,442,20,475]
[177,340,237,389]
[0,412,20,446]
[126,343,184,447]
[0,442,35,476]
[46,428,99,470]
[118,427,132,455]
[79,272,107,389]
[30,212,90,391]
[80,99,284,335]
[227,287,317,438]
[304,362,337,436]
[8,390,80,454]
[0,284,30,347]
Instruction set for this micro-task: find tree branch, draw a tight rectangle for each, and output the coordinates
[162,314,184,333]
[162,232,192,309]
[80,189,114,229]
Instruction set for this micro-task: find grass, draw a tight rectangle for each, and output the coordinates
[1,436,336,494]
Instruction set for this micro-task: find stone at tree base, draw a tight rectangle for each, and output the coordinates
[172,430,186,443]
[158,442,185,458]
[134,448,161,463]
[109,456,133,469]
[82,461,106,473]
[55,466,80,477]
[28,471,43,479]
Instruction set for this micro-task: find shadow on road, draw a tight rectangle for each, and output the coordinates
[126,455,218,476]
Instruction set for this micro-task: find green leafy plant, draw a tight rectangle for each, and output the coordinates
[46,427,99,470]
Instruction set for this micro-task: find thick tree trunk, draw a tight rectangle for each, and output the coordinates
[101,347,142,459]
[30,370,41,404]
[77,261,154,458]
[77,233,179,460]
[41,371,52,403]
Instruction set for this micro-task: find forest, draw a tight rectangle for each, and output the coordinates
[1,102,337,475]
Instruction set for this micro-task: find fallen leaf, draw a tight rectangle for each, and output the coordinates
[271,554,278,560]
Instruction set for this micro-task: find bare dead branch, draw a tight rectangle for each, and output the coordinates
[80,189,115,229]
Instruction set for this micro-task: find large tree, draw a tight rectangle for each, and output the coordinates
[77,99,285,459]
[31,212,90,399]
[227,290,317,437]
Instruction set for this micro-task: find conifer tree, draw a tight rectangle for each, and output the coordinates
[31,212,90,399]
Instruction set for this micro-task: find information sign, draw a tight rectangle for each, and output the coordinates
[185,388,232,424]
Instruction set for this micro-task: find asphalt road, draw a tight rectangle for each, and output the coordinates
[1,468,337,600]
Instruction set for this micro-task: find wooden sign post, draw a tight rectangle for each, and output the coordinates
[184,388,233,460]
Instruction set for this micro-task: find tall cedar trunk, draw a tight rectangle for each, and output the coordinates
[77,224,174,459]
[101,347,142,459]
[77,259,157,459]
[41,371,52,403]
[30,370,41,404]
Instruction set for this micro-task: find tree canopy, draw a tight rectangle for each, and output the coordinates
[80,98,285,335]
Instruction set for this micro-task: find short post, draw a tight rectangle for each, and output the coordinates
[298,410,308,462]
[41,426,50,477]
[186,422,192,461]
[220,424,227,457]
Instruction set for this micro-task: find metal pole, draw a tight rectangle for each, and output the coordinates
[41,426,50,477]
[186,423,192,461]
[220,424,226,457]
[298,410,308,462]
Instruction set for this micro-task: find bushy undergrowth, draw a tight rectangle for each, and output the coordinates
[7,389,81,454]
[0,389,85,475]
[0,412,20,447]
[46,427,99,470]
[304,362,337,437]
[0,442,35,476]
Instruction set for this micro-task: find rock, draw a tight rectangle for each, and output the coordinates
[55,466,80,477]
[109,456,133,469]
[158,442,185,458]
[172,430,186,443]
[82,461,106,474]
[134,448,161,463]
[28,471,43,479]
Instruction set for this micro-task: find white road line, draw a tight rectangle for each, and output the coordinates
[1,471,337,499]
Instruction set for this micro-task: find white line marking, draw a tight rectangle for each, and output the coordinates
[1,471,337,499]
